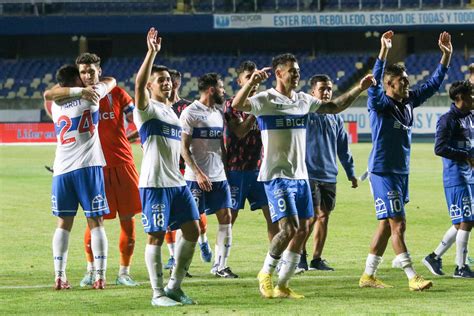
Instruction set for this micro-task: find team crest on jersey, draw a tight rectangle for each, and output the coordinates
[92,194,107,211]
[375,198,387,215]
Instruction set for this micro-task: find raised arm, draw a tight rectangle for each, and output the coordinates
[43,84,99,103]
[438,32,452,68]
[135,27,161,111]
[316,74,375,114]
[181,133,212,192]
[232,67,271,112]
[225,100,257,139]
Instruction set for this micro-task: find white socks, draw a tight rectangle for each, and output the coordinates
[364,254,383,276]
[52,228,70,281]
[277,250,300,287]
[167,243,175,258]
[456,229,470,268]
[119,265,130,276]
[91,226,108,281]
[167,237,196,290]
[145,244,164,298]
[214,224,232,270]
[199,232,208,245]
[434,226,458,258]
[396,252,417,279]
[261,252,280,274]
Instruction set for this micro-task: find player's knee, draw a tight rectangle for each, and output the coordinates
[318,212,330,225]
[391,220,406,236]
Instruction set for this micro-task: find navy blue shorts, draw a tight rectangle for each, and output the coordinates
[51,166,109,218]
[227,170,268,211]
[186,180,233,215]
[140,186,200,233]
[263,178,314,223]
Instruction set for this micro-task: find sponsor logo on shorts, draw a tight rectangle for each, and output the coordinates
[387,191,400,199]
[273,188,286,198]
[191,189,202,196]
[151,203,165,213]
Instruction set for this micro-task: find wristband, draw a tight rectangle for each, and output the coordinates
[69,87,83,97]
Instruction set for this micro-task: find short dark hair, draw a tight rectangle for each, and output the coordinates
[168,69,181,82]
[272,53,297,71]
[151,65,169,76]
[449,80,472,101]
[309,74,332,89]
[55,64,80,87]
[236,60,257,75]
[384,63,406,81]
[75,53,101,66]
[198,73,221,92]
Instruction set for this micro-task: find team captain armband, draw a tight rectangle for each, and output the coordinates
[69,87,83,97]
[123,104,135,114]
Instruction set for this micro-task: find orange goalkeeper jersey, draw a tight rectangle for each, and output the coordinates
[98,86,135,168]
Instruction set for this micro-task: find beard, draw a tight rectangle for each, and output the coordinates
[212,91,224,105]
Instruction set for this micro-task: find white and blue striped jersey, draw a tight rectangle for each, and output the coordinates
[248,88,321,181]
[180,100,227,182]
[52,82,108,176]
[133,99,186,188]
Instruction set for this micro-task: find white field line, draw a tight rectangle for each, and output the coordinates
[0,274,357,290]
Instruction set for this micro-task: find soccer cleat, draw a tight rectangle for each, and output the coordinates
[273,285,304,299]
[116,274,139,286]
[151,295,182,307]
[54,278,71,290]
[298,251,308,271]
[294,267,306,275]
[199,242,212,263]
[422,253,444,276]
[92,279,106,290]
[79,270,95,287]
[210,264,219,275]
[359,273,393,289]
[257,271,274,298]
[164,287,197,305]
[408,275,433,291]
[309,258,334,271]
[215,267,239,278]
[164,257,175,270]
[453,265,474,278]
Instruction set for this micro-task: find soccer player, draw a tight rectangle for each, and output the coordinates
[181,73,238,278]
[224,60,279,242]
[297,74,358,273]
[469,63,474,84]
[47,53,142,287]
[422,80,474,278]
[358,30,452,291]
[44,65,116,290]
[164,69,212,271]
[232,53,375,298]
[134,28,200,306]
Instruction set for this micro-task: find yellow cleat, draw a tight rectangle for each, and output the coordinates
[257,271,274,298]
[359,273,393,289]
[409,275,433,291]
[273,285,304,299]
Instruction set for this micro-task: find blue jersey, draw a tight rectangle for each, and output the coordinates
[367,58,448,174]
[434,104,474,187]
[306,113,355,183]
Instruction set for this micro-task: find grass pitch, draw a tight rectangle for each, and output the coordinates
[0,143,473,315]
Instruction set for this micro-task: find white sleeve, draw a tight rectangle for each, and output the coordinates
[180,109,193,135]
[133,102,153,123]
[308,94,322,113]
[248,91,268,116]
[93,82,109,99]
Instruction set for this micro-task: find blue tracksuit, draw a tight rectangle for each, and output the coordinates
[306,113,355,183]
[368,58,448,174]
[434,104,474,187]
